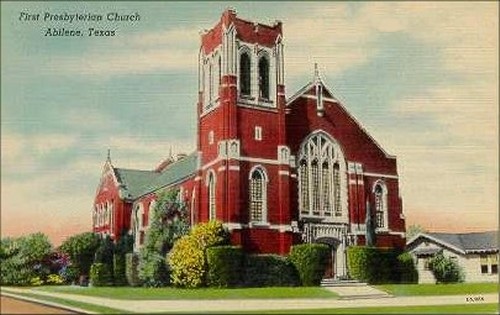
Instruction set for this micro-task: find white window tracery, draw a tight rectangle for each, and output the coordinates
[249,166,268,223]
[206,170,216,220]
[373,181,388,229]
[298,132,346,219]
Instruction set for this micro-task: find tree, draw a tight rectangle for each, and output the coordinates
[406,224,427,240]
[59,232,101,279]
[138,189,190,287]
[1,233,53,285]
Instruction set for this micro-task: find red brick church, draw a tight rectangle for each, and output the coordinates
[93,9,406,279]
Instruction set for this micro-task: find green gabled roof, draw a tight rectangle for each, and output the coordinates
[113,152,198,200]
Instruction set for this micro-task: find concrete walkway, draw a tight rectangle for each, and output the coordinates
[323,285,392,299]
[1,286,498,313]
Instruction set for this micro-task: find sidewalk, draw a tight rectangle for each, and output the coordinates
[1,286,498,313]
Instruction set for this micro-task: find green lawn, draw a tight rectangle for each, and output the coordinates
[36,286,338,300]
[194,304,499,314]
[375,283,499,296]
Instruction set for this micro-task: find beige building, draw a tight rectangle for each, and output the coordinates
[407,231,498,283]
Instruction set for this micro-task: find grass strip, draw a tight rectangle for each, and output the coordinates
[6,291,128,314]
[160,303,499,314]
[376,283,499,296]
[37,286,338,300]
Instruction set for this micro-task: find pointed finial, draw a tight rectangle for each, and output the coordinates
[106,148,111,163]
[314,63,321,83]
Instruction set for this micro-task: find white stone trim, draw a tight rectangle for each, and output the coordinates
[239,156,281,165]
[217,166,226,172]
[194,176,202,181]
[228,165,240,171]
[364,172,399,179]
[279,170,290,176]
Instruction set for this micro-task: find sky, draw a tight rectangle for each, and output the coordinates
[1,2,498,246]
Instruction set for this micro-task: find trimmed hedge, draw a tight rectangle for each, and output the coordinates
[289,244,330,286]
[90,263,113,286]
[243,254,300,287]
[347,246,399,284]
[125,253,142,287]
[206,246,243,287]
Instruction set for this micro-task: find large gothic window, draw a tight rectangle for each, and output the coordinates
[207,171,216,220]
[258,56,269,99]
[373,182,388,229]
[239,52,251,96]
[298,132,345,219]
[249,167,267,223]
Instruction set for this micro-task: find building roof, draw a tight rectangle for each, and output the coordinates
[408,231,498,255]
[113,152,198,200]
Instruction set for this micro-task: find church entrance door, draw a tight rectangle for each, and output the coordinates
[315,237,340,280]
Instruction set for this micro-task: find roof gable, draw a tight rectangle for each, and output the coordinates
[286,67,395,159]
[113,152,198,200]
[407,231,498,255]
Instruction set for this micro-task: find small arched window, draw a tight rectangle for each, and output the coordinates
[239,52,251,96]
[207,171,216,220]
[249,167,267,223]
[258,56,270,99]
[373,182,388,229]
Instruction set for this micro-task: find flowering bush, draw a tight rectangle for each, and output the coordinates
[30,276,43,286]
[168,221,229,288]
[46,274,64,285]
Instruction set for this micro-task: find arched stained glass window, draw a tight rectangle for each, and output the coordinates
[249,167,267,223]
[298,132,345,219]
[207,171,216,220]
[374,182,388,229]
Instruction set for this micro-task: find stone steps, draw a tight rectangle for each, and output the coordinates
[320,278,366,287]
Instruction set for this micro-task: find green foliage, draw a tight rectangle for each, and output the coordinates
[407,224,427,240]
[125,253,142,287]
[428,253,464,283]
[90,263,113,286]
[397,252,419,283]
[206,246,243,287]
[46,274,65,285]
[94,236,114,266]
[60,232,101,277]
[289,244,330,286]
[113,254,127,286]
[1,233,53,285]
[139,251,170,287]
[113,231,133,286]
[347,246,400,284]
[138,190,190,287]
[243,254,300,287]
[168,221,229,288]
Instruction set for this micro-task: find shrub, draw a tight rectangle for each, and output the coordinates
[113,254,127,286]
[138,251,170,287]
[113,231,133,286]
[46,274,65,285]
[125,253,142,287]
[1,233,53,286]
[206,246,243,287]
[289,244,330,286]
[138,190,190,287]
[168,221,229,288]
[429,252,464,283]
[90,263,113,286]
[59,265,79,284]
[94,236,114,266]
[30,276,44,286]
[60,232,101,278]
[397,252,418,283]
[243,254,300,287]
[347,246,399,284]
